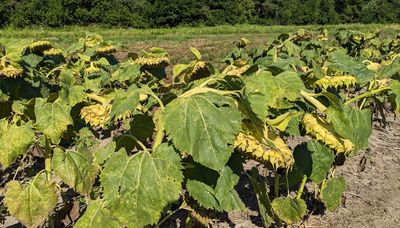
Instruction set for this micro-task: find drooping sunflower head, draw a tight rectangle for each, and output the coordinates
[134,56,170,68]
[29,40,52,52]
[303,113,354,153]
[80,104,111,128]
[234,131,294,169]
[0,62,23,78]
[96,46,117,55]
[313,75,357,90]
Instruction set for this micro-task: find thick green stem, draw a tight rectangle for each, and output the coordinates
[300,90,327,112]
[296,175,307,200]
[345,87,390,106]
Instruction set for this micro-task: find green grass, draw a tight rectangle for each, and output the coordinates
[1,24,399,66]
[1,24,399,43]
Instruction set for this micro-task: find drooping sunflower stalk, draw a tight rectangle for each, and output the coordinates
[29,41,52,52]
[303,113,354,153]
[96,46,117,55]
[313,75,357,90]
[234,130,294,169]
[134,56,170,68]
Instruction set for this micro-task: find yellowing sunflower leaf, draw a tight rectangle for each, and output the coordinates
[74,200,120,228]
[272,197,307,224]
[5,174,58,228]
[321,177,346,212]
[34,99,73,144]
[190,47,202,60]
[52,148,98,195]
[100,143,183,228]
[0,121,34,168]
[163,92,242,171]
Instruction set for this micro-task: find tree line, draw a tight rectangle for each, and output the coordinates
[0,0,399,28]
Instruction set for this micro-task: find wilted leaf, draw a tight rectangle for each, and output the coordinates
[5,174,58,228]
[100,144,183,227]
[52,148,98,195]
[74,200,120,228]
[35,98,73,144]
[0,121,34,168]
[272,197,307,224]
[321,177,346,211]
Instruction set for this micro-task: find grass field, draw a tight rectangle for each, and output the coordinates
[1,24,399,65]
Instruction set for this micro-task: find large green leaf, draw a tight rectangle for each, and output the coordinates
[110,89,139,120]
[5,174,58,228]
[34,99,73,144]
[378,58,400,79]
[329,51,374,85]
[0,121,34,168]
[163,92,241,171]
[93,141,116,166]
[294,142,335,184]
[244,71,305,121]
[111,62,141,82]
[100,143,183,227]
[187,166,244,211]
[272,197,307,224]
[52,148,98,195]
[321,177,346,212]
[59,85,86,106]
[74,200,120,228]
[326,105,372,155]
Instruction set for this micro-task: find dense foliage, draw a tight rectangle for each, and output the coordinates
[0,29,399,227]
[0,0,399,28]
